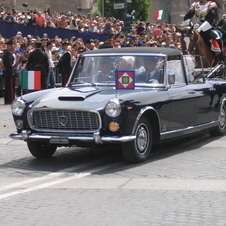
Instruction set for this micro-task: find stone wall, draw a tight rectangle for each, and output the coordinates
[0,0,224,25]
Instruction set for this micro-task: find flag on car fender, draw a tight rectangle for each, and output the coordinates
[21,70,41,90]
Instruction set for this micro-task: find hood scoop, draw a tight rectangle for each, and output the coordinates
[58,96,85,101]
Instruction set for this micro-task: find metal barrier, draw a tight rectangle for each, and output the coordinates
[0,60,77,93]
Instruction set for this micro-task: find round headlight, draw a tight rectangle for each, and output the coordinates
[11,99,26,116]
[105,99,121,117]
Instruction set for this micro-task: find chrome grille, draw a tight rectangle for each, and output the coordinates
[28,109,101,132]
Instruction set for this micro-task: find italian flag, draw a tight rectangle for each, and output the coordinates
[154,9,167,20]
[21,70,41,90]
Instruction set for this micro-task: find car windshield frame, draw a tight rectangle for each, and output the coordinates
[68,53,168,88]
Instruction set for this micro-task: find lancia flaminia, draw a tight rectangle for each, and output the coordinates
[10,47,226,163]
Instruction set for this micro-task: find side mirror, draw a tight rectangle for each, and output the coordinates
[168,73,175,84]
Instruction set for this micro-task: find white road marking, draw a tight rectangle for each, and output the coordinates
[0,162,120,200]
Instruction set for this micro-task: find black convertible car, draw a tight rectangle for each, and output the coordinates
[10,47,226,163]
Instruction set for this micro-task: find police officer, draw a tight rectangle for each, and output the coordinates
[183,0,222,53]
[27,40,49,89]
[2,38,17,104]
[56,41,71,87]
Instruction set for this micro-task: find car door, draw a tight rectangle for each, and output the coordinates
[166,59,196,132]
[185,55,221,125]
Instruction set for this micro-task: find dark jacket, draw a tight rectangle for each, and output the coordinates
[27,48,49,89]
[136,70,160,83]
[2,49,17,78]
[56,51,71,75]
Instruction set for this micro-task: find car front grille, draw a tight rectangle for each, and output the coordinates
[28,109,101,132]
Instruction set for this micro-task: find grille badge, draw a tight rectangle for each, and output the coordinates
[59,115,68,126]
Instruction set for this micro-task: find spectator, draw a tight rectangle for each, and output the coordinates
[0,11,5,20]
[45,41,55,88]
[15,42,28,69]
[27,13,36,25]
[36,11,46,27]
[5,10,15,22]
[136,22,145,35]
[69,14,79,30]
[153,25,162,36]
[46,16,56,27]
[57,15,69,29]
[103,17,113,35]
[44,5,51,16]
[84,39,94,51]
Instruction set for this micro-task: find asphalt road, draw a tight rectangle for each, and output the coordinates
[0,97,226,226]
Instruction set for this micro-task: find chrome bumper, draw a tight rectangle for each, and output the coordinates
[9,131,136,144]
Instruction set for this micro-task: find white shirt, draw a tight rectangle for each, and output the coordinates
[45,49,55,68]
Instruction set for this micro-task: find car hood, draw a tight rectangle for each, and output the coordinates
[24,86,161,111]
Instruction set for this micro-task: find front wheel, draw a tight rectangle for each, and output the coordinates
[122,117,152,163]
[210,104,226,136]
[27,141,57,158]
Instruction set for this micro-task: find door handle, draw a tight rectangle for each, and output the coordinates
[188,91,195,94]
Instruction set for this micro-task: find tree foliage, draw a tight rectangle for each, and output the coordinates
[96,0,151,21]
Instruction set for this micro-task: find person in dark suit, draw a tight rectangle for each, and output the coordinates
[56,41,71,87]
[27,40,49,89]
[136,57,164,83]
[94,58,115,82]
[2,38,17,104]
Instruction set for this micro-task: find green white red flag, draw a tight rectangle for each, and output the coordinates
[154,9,167,20]
[21,70,41,90]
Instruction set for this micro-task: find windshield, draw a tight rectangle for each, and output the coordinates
[69,55,165,87]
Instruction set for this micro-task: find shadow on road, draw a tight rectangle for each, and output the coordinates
[0,131,222,174]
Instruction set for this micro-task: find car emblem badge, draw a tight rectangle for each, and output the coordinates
[59,115,68,126]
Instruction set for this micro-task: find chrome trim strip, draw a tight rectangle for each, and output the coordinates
[101,135,136,143]
[160,121,217,136]
[9,132,136,143]
[81,53,167,57]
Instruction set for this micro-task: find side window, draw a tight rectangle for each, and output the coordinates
[167,60,185,84]
[184,55,206,83]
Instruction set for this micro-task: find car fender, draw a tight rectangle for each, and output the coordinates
[132,106,161,143]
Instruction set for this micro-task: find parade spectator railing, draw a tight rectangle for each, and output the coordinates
[0,60,77,90]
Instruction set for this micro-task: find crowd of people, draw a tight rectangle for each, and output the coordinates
[0,4,183,50]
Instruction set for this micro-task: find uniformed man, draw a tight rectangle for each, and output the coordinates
[2,38,17,104]
[183,0,222,53]
[56,41,71,87]
[27,40,49,90]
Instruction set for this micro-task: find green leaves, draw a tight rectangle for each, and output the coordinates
[96,0,151,21]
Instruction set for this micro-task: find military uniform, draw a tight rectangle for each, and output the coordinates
[56,41,71,87]
[184,0,221,53]
[2,39,17,104]
[27,41,49,89]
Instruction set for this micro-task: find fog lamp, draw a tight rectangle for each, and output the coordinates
[109,122,119,132]
[15,119,23,129]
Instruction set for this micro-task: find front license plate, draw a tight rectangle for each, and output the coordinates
[50,137,69,144]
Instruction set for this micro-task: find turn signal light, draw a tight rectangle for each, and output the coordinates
[109,122,119,132]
